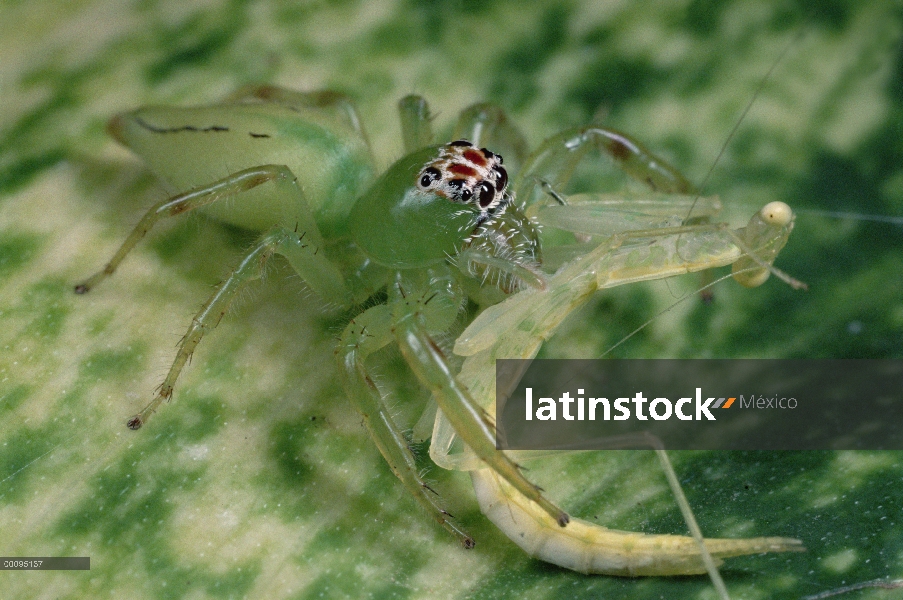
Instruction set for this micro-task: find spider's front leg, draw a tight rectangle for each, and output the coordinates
[335,270,474,548]
[389,270,570,530]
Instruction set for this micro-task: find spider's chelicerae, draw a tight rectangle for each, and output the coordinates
[76,85,803,578]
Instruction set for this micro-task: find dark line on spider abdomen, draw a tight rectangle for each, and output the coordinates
[134,116,271,139]
[135,117,272,139]
[134,116,230,134]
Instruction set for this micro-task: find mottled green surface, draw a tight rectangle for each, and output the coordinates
[1,1,901,599]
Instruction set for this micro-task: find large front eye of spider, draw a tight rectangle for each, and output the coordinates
[476,181,496,208]
[418,166,441,190]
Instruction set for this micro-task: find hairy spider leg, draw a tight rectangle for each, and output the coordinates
[336,295,476,548]
[513,126,696,210]
[78,165,353,429]
[389,270,569,528]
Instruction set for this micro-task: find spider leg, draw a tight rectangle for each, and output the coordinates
[336,281,475,547]
[80,165,354,429]
[396,96,531,168]
[452,102,530,169]
[75,165,347,303]
[398,95,435,152]
[390,272,569,528]
[126,223,347,429]
[513,126,697,211]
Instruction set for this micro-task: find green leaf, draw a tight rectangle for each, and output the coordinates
[1,1,901,599]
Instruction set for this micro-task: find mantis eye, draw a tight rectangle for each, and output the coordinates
[418,167,441,189]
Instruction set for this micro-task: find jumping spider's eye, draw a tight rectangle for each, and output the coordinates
[476,181,496,208]
[449,140,472,147]
[418,166,441,189]
[481,148,502,164]
[447,178,472,202]
[490,166,508,191]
